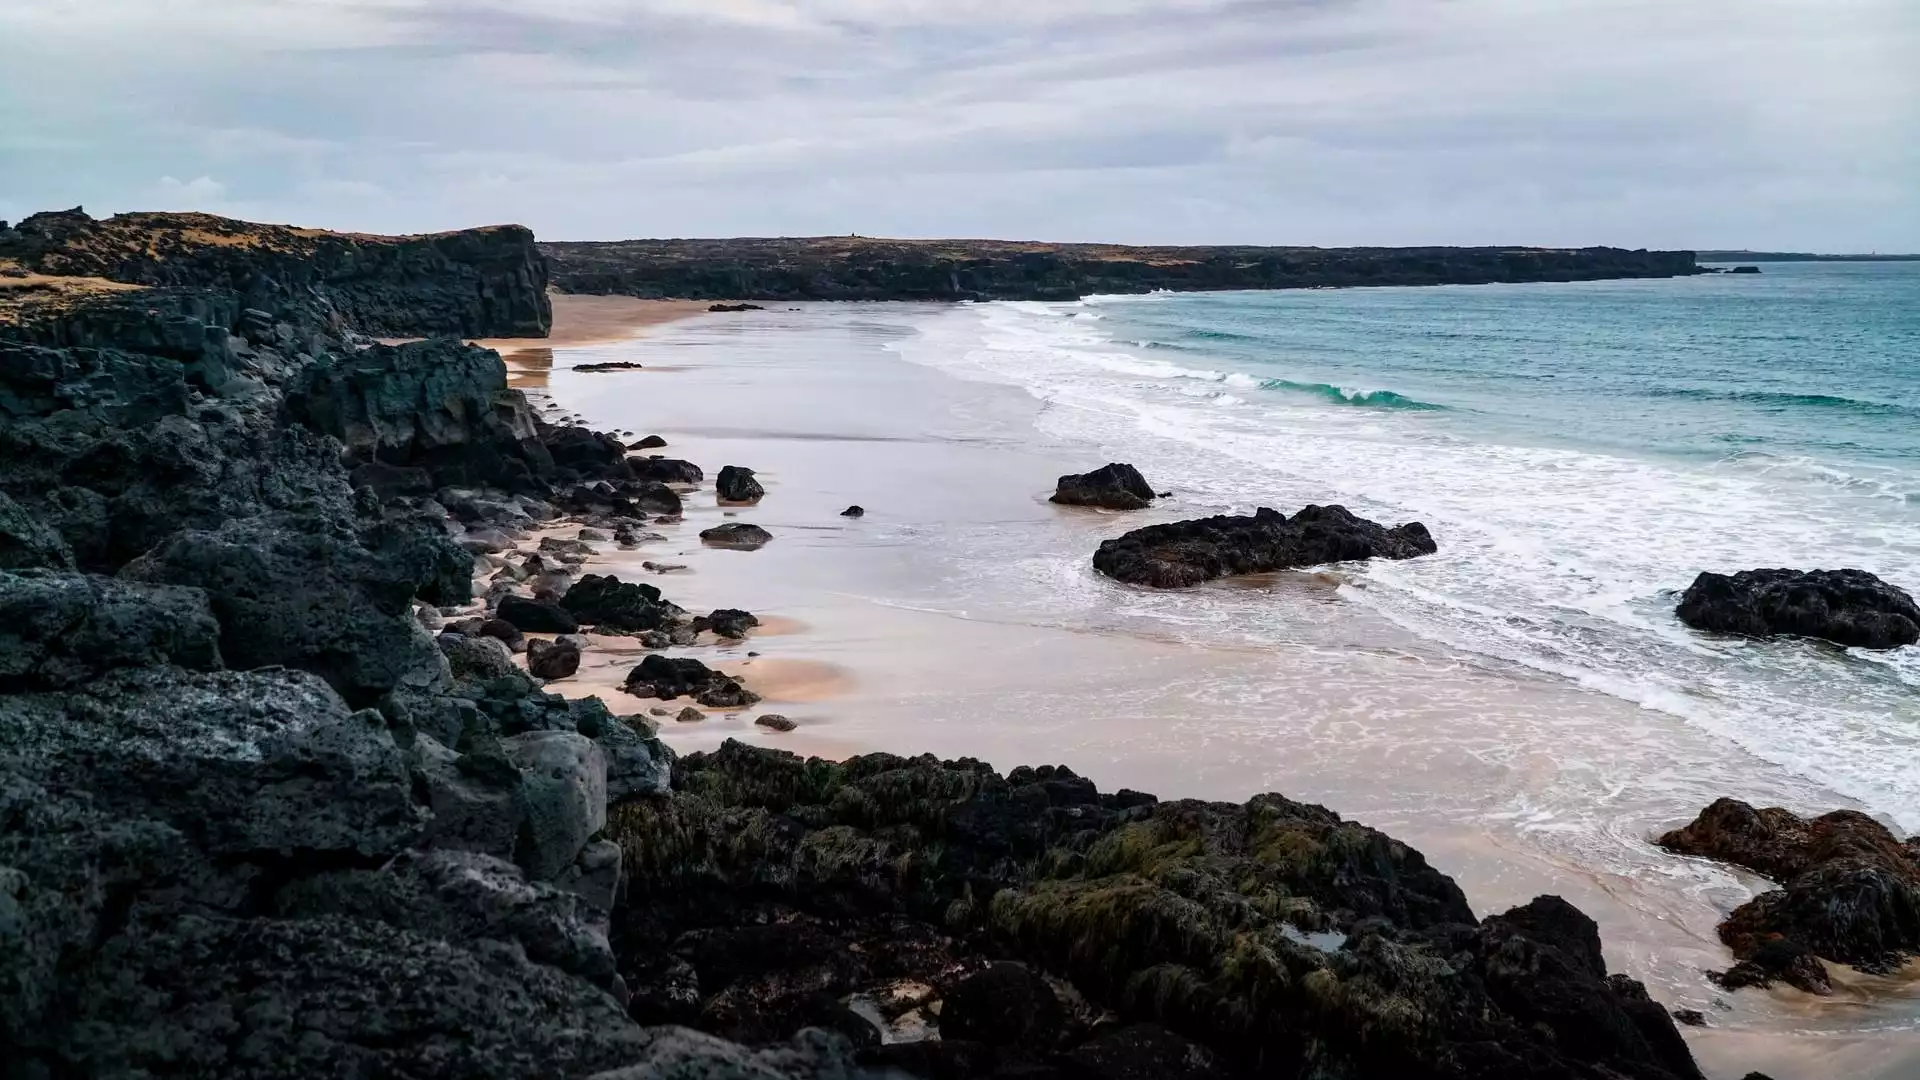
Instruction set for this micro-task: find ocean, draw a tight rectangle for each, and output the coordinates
[892,262,1920,835]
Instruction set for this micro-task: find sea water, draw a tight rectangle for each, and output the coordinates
[892,262,1920,833]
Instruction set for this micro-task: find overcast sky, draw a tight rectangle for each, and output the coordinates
[1,1,1913,249]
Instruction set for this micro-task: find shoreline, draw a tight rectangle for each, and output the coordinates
[519,295,1920,1080]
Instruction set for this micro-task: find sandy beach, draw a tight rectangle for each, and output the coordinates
[497,295,1920,1080]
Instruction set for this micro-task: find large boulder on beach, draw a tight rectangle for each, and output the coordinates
[1093,504,1436,587]
[497,593,580,635]
[700,522,772,550]
[622,654,759,709]
[1675,568,1918,649]
[527,637,582,680]
[716,465,765,504]
[629,457,705,485]
[561,574,686,633]
[1657,797,1920,992]
[1051,462,1155,510]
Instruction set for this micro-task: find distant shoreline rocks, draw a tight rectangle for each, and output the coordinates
[1093,504,1436,588]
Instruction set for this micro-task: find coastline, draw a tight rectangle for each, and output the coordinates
[522,296,1920,1080]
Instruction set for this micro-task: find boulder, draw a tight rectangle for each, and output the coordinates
[528,637,582,680]
[1050,462,1155,511]
[1093,504,1437,588]
[716,466,766,504]
[695,608,760,639]
[701,522,773,550]
[755,714,796,733]
[1676,568,1918,649]
[500,730,608,881]
[1658,797,1920,988]
[0,570,222,691]
[624,654,760,709]
[629,435,667,450]
[539,535,597,562]
[840,505,865,518]
[629,457,705,485]
[632,481,684,517]
[497,594,580,635]
[438,632,519,681]
[478,617,527,652]
[562,574,685,633]
[1063,1024,1234,1080]
[939,962,1066,1051]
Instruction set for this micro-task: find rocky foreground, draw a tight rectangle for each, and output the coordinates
[0,208,1714,1079]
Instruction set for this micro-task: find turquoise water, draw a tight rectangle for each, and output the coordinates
[898,262,1920,831]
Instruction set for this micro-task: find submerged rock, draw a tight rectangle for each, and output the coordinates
[1675,568,1918,649]
[1050,462,1155,510]
[700,522,772,550]
[1658,797,1920,991]
[1093,504,1437,588]
[716,465,765,504]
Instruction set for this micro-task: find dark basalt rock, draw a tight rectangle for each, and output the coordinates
[497,594,580,635]
[1675,568,1918,649]
[1093,504,1437,588]
[1063,1024,1235,1080]
[1658,797,1920,990]
[716,465,765,504]
[1050,462,1155,511]
[527,638,581,680]
[629,457,705,485]
[622,654,760,709]
[607,741,1701,1080]
[561,573,686,633]
[0,570,222,691]
[840,505,865,518]
[701,522,772,550]
[573,361,643,372]
[709,302,765,312]
[755,714,796,732]
[940,962,1067,1052]
[630,434,668,450]
[694,608,759,639]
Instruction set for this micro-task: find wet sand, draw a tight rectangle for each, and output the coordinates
[474,295,712,388]
[513,300,1920,1080]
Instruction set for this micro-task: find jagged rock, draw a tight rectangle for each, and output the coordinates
[500,730,607,881]
[350,461,435,499]
[529,637,582,680]
[629,457,705,485]
[701,522,772,550]
[940,962,1067,1051]
[840,505,864,518]
[498,594,580,635]
[121,516,457,707]
[717,466,765,504]
[755,714,797,733]
[1093,504,1436,588]
[540,535,597,561]
[562,573,685,633]
[439,632,519,681]
[0,491,73,569]
[623,655,760,709]
[1676,568,1919,649]
[1658,797,1920,989]
[695,608,760,639]
[0,570,221,690]
[1050,462,1155,510]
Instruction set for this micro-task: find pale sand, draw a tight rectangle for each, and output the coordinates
[473,295,710,388]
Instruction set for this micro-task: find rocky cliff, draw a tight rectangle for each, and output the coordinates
[0,207,550,337]
[541,236,1703,301]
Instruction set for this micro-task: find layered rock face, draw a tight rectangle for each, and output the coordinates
[1676,567,1919,649]
[1658,798,1920,994]
[2,206,550,337]
[542,236,1703,302]
[1093,504,1437,587]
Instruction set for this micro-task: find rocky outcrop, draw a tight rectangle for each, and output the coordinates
[606,741,1702,1080]
[1676,568,1919,649]
[542,237,1705,302]
[1094,504,1436,587]
[1657,798,1920,993]
[717,464,765,504]
[2,207,550,337]
[1051,462,1155,510]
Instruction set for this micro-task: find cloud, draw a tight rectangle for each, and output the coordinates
[153,175,228,208]
[0,0,1912,249]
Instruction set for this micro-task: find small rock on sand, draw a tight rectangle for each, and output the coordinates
[700,523,772,550]
[577,527,612,542]
[675,707,705,723]
[649,706,671,717]
[754,714,796,732]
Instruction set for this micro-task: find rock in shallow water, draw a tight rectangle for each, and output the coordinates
[1050,462,1155,510]
[1676,567,1918,649]
[700,522,772,550]
[716,465,765,504]
[1092,504,1436,588]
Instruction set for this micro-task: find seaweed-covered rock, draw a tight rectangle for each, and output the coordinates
[701,522,772,550]
[562,574,686,633]
[1658,797,1920,989]
[1675,568,1919,649]
[606,742,1699,1080]
[1050,463,1155,511]
[717,465,765,504]
[1093,505,1436,588]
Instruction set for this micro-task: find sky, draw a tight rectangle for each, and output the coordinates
[0,0,1914,250]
